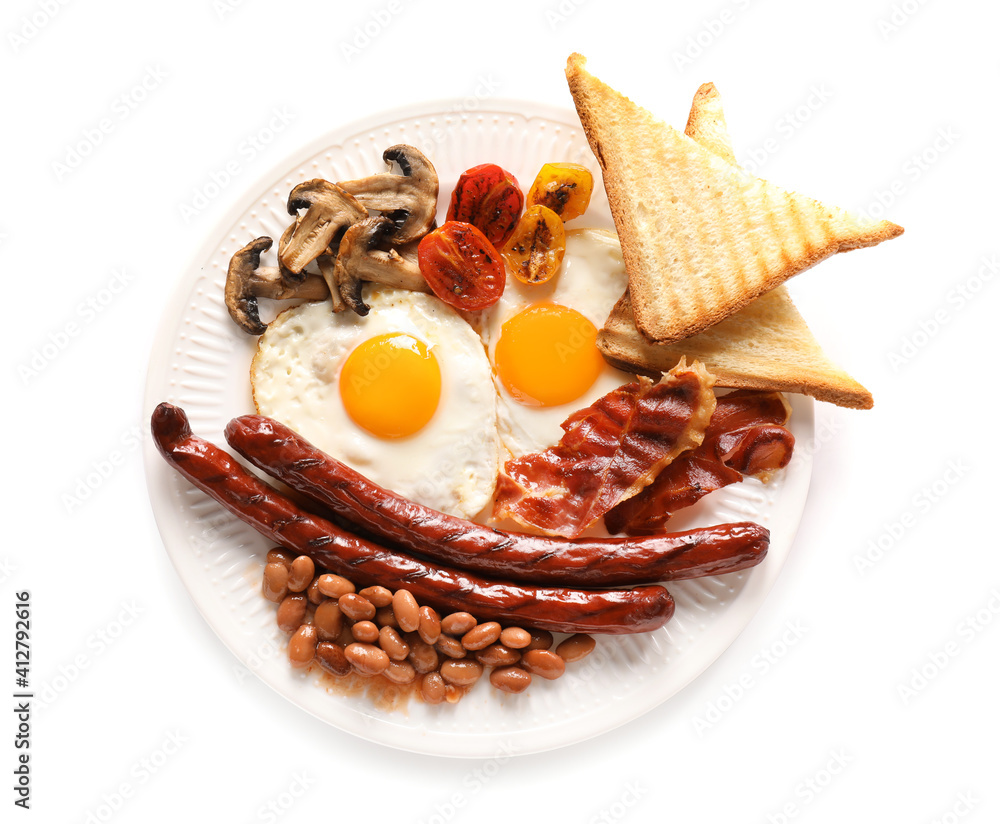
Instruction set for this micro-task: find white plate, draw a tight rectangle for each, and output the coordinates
[142,100,814,758]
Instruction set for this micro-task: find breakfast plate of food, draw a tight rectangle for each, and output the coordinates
[143,55,901,757]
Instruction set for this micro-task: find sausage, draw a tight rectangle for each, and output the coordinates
[223,414,769,586]
[151,403,674,635]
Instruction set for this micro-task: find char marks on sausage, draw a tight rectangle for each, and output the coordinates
[151,402,675,635]
[224,412,769,586]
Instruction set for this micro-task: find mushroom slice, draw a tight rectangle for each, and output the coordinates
[276,219,305,284]
[225,236,329,335]
[333,216,430,316]
[339,145,439,244]
[280,180,366,275]
[315,253,348,313]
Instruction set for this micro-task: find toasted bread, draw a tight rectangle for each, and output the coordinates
[600,288,873,408]
[596,78,875,409]
[565,53,903,345]
[683,82,737,166]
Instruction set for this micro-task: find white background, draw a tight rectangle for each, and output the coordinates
[4,0,998,821]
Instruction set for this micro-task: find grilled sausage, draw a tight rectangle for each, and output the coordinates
[151,403,674,635]
[224,414,770,586]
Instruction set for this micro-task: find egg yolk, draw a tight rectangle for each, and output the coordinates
[339,333,441,438]
[495,302,604,407]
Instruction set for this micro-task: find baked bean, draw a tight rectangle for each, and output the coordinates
[317,574,355,599]
[313,601,343,642]
[276,594,309,633]
[392,589,420,633]
[408,640,440,674]
[384,660,417,685]
[345,643,390,676]
[556,633,596,663]
[336,623,356,648]
[440,611,477,636]
[315,642,352,676]
[359,585,393,608]
[417,606,441,645]
[378,626,410,661]
[461,621,501,651]
[475,643,521,667]
[339,593,376,622]
[374,606,399,629]
[420,672,446,704]
[490,666,532,694]
[288,624,318,668]
[440,659,483,687]
[521,649,565,680]
[351,620,380,644]
[434,635,467,659]
[306,577,325,605]
[266,548,295,568]
[287,555,315,592]
[499,627,531,649]
[262,562,289,603]
[524,629,554,651]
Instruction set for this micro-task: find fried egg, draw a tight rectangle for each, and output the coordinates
[251,289,499,519]
[481,227,637,459]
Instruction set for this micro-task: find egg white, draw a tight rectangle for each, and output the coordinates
[481,227,638,459]
[251,289,500,519]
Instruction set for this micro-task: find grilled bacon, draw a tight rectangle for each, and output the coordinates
[604,390,795,536]
[493,360,717,538]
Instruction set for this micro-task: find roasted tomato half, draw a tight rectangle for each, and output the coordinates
[502,205,567,285]
[446,163,524,248]
[417,221,506,311]
[526,162,594,221]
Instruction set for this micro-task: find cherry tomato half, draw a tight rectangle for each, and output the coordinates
[417,221,506,311]
[447,163,524,248]
[526,162,594,221]
[502,204,566,285]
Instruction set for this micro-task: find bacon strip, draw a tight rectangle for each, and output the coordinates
[493,360,717,538]
[604,390,795,536]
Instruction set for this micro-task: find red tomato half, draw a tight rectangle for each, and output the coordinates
[446,163,524,248]
[417,221,506,311]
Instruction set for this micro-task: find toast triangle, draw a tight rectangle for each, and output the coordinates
[683,82,738,166]
[600,288,874,408]
[595,78,875,409]
[565,53,903,345]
